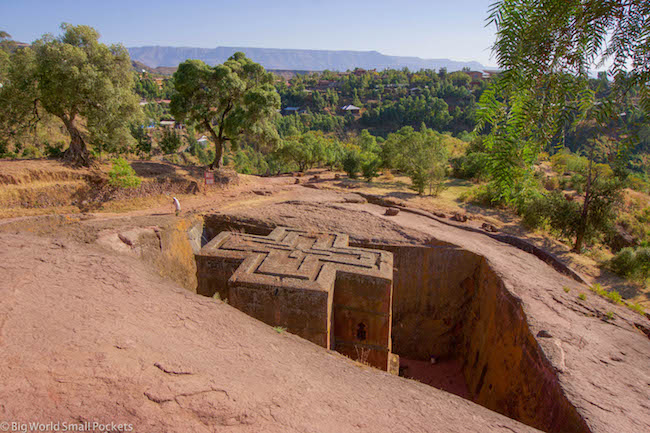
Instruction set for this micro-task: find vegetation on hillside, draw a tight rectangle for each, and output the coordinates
[0,10,648,294]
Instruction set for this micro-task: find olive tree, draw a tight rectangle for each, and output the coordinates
[30,24,141,166]
[0,44,39,145]
[170,52,281,169]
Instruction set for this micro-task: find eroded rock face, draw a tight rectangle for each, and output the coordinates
[5,186,647,433]
[96,216,203,291]
[356,243,589,433]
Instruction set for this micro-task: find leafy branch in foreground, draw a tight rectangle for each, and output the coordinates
[478,0,650,204]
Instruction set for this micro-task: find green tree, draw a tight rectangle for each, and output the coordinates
[480,0,648,251]
[129,124,152,156]
[343,148,362,179]
[0,45,40,144]
[395,128,449,195]
[27,24,141,166]
[0,31,17,53]
[361,152,381,182]
[159,129,182,155]
[357,129,378,154]
[352,88,362,107]
[171,53,281,169]
[277,131,326,171]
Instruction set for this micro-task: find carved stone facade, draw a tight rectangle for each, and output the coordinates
[196,227,396,371]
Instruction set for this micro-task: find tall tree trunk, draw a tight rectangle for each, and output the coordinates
[204,120,224,170]
[212,138,224,170]
[573,145,595,252]
[61,116,90,167]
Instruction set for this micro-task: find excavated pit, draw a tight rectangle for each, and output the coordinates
[188,215,590,433]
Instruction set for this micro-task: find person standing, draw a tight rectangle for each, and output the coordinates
[172,197,181,216]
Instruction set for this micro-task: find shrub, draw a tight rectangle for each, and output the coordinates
[451,152,490,182]
[578,293,587,301]
[459,184,502,206]
[606,290,623,304]
[130,124,152,156]
[45,140,65,158]
[108,157,142,189]
[521,191,581,238]
[609,248,636,276]
[558,176,569,190]
[21,145,42,159]
[628,303,646,315]
[343,149,362,179]
[627,173,649,193]
[426,164,448,196]
[551,151,588,174]
[521,176,621,247]
[566,155,588,173]
[159,129,182,155]
[570,173,585,194]
[196,146,215,166]
[361,152,381,182]
[590,283,624,305]
[543,176,560,191]
[610,247,650,280]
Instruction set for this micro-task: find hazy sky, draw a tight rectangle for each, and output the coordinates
[1,0,499,67]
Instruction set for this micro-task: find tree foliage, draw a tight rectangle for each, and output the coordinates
[171,53,281,169]
[479,0,650,203]
[159,129,182,155]
[31,24,141,165]
[389,126,449,195]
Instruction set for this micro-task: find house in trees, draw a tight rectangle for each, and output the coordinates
[282,106,307,115]
[340,105,361,115]
[160,119,184,130]
[482,69,500,79]
[466,71,484,84]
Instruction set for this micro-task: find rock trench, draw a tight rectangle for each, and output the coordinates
[190,214,591,433]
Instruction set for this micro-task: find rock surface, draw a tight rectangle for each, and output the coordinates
[210,186,650,433]
[0,233,540,433]
[1,182,649,433]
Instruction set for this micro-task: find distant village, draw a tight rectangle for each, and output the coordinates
[135,66,499,135]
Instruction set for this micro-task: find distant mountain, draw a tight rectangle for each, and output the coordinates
[127,46,485,72]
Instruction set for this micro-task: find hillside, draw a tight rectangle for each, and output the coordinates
[127,45,486,71]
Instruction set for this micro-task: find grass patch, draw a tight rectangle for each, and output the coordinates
[588,283,647,316]
[212,292,228,304]
[273,326,287,334]
[589,283,624,305]
[605,311,614,320]
[578,293,587,301]
[627,303,646,316]
[563,286,570,293]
